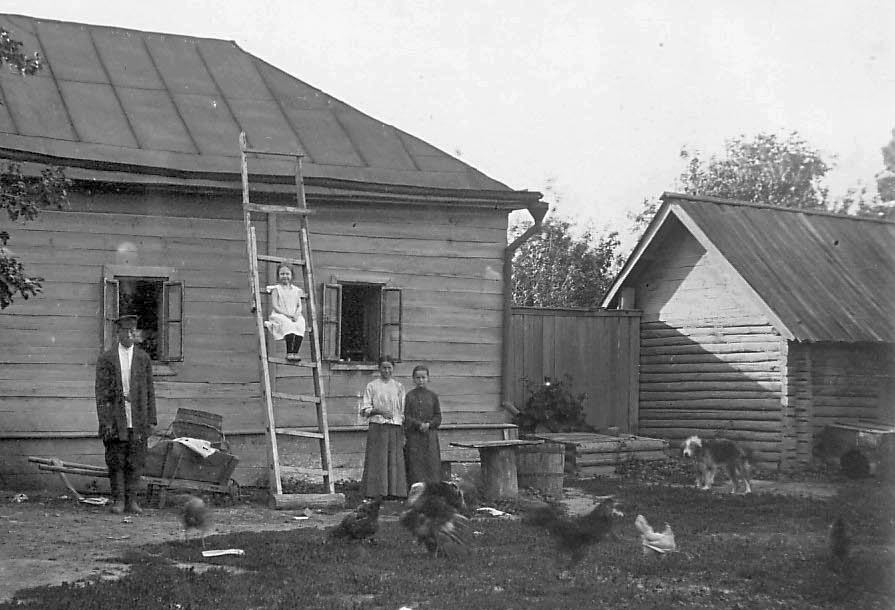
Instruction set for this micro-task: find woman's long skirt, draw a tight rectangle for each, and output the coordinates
[360,423,407,498]
[404,430,442,484]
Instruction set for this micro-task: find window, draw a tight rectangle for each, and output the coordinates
[102,265,183,362]
[322,282,402,363]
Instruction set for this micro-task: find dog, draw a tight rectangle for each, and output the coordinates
[681,435,752,494]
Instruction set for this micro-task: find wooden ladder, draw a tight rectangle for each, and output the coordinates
[239,132,342,509]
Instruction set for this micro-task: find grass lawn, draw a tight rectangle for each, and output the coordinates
[3,469,892,609]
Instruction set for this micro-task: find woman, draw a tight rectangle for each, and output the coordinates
[403,364,443,484]
[359,356,407,499]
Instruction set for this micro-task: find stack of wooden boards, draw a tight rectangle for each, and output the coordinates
[528,432,670,478]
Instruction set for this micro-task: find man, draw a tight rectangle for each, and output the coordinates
[95,315,157,514]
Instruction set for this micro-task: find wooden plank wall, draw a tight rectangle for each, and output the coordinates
[265,205,509,429]
[0,197,264,440]
[0,189,516,489]
[507,308,640,432]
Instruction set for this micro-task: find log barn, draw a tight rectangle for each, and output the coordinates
[602,193,895,471]
[0,14,546,490]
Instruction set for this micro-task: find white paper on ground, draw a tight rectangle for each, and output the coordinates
[202,549,245,557]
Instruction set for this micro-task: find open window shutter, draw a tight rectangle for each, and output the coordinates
[102,278,119,351]
[380,287,402,362]
[161,281,184,362]
[322,283,342,361]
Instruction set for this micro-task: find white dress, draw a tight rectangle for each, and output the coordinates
[266,284,306,339]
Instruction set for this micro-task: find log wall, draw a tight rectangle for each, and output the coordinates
[781,342,895,470]
[631,221,786,468]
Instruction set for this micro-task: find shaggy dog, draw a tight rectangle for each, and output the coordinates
[681,436,752,494]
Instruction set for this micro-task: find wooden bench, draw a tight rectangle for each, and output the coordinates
[450,440,543,499]
[439,445,481,480]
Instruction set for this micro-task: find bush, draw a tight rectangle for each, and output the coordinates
[513,375,591,434]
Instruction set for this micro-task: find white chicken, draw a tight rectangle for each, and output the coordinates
[634,514,676,556]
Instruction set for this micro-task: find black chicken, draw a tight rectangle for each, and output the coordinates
[829,516,850,562]
[329,497,382,541]
[525,496,624,568]
[181,495,211,548]
[399,481,469,556]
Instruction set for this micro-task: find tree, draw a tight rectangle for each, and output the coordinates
[0,29,70,309]
[677,132,832,210]
[630,131,895,236]
[511,211,621,308]
[879,129,895,203]
[630,132,833,235]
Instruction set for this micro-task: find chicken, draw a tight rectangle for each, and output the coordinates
[181,495,211,547]
[329,498,382,541]
[399,481,469,556]
[525,496,624,568]
[829,516,850,562]
[634,514,676,555]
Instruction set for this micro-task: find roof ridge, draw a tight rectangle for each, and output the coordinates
[662,191,895,225]
[2,13,237,45]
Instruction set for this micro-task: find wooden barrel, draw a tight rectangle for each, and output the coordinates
[517,442,565,497]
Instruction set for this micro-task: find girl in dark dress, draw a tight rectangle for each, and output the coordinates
[403,364,443,484]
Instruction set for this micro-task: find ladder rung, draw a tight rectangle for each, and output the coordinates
[271,391,321,404]
[257,254,306,266]
[280,466,328,477]
[275,428,325,439]
[244,202,313,215]
[267,356,318,368]
[243,147,304,158]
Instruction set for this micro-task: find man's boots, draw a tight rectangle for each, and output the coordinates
[125,474,142,514]
[110,471,125,514]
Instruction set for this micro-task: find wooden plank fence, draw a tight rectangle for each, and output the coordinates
[508,308,640,433]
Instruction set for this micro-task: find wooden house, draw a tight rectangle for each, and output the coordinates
[602,193,895,470]
[0,14,546,490]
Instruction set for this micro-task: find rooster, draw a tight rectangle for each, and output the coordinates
[399,481,469,556]
[181,495,211,548]
[329,497,382,541]
[525,496,624,569]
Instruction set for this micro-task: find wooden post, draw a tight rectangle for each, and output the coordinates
[450,440,542,500]
[479,446,519,499]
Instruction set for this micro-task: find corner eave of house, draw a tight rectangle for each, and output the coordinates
[600,201,673,308]
[662,197,796,341]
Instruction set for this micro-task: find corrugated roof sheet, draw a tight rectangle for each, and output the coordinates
[673,195,895,343]
[0,14,515,193]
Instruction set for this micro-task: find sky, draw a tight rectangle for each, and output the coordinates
[5,1,893,246]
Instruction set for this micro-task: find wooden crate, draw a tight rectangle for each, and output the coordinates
[145,440,238,485]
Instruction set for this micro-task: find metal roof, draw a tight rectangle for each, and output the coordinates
[0,14,519,195]
[604,193,895,343]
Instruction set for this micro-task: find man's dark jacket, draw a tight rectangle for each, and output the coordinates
[95,346,157,441]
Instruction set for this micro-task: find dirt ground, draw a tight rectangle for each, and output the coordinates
[0,479,841,604]
[0,489,348,604]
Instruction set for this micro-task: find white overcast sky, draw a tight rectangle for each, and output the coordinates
[5,1,893,244]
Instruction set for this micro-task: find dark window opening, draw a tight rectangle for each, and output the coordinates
[340,284,381,362]
[118,278,164,360]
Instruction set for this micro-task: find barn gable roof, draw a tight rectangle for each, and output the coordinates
[602,193,895,343]
[0,14,530,200]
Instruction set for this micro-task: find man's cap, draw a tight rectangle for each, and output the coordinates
[115,315,139,329]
